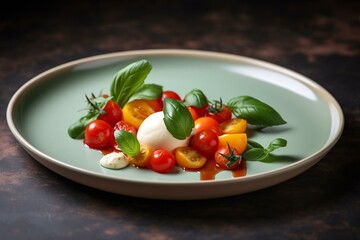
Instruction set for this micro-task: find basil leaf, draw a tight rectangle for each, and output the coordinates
[243,138,287,161]
[163,98,194,140]
[227,96,286,127]
[184,89,208,108]
[130,83,163,101]
[246,139,264,149]
[268,138,287,152]
[243,148,269,161]
[68,113,98,139]
[114,130,140,157]
[110,60,152,108]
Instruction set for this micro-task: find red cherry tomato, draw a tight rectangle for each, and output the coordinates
[194,116,222,135]
[162,90,182,101]
[111,121,138,151]
[84,120,112,149]
[214,145,242,169]
[148,149,176,173]
[187,106,200,121]
[98,100,123,127]
[157,90,182,110]
[206,105,232,123]
[190,130,219,158]
[192,103,209,117]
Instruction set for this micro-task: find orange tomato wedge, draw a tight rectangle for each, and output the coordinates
[174,147,207,169]
[128,144,152,167]
[122,99,156,129]
[218,133,247,154]
[220,118,247,134]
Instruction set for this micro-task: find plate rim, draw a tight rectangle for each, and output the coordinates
[6,49,344,196]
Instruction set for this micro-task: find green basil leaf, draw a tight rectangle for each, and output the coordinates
[268,138,287,152]
[114,130,140,157]
[184,89,208,108]
[130,83,163,101]
[243,148,269,161]
[246,139,264,149]
[110,60,152,108]
[227,96,286,127]
[68,113,99,139]
[163,98,194,140]
[243,138,288,161]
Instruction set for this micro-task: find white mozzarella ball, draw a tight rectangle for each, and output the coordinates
[137,111,190,152]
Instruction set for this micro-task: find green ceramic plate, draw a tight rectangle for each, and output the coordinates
[6,49,343,199]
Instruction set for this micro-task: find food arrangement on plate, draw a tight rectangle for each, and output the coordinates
[68,59,288,180]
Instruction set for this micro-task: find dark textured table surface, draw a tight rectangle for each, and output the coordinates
[1,1,359,239]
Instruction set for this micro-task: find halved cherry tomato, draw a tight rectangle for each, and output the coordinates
[174,147,207,169]
[148,149,176,173]
[129,144,152,167]
[206,105,232,123]
[214,145,242,169]
[113,120,137,134]
[144,99,163,112]
[98,100,123,127]
[218,133,247,154]
[194,116,222,135]
[84,120,112,149]
[110,120,138,151]
[220,118,247,134]
[122,99,156,129]
[190,130,219,158]
[187,106,200,121]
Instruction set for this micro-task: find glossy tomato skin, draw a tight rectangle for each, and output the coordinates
[218,133,247,154]
[162,90,182,101]
[111,121,138,151]
[192,103,209,117]
[194,116,222,135]
[214,146,242,170]
[157,90,182,110]
[84,120,112,149]
[187,106,200,121]
[148,149,175,173]
[220,118,247,134]
[190,130,219,158]
[98,100,123,127]
[206,105,232,123]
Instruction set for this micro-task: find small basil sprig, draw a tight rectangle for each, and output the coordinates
[243,138,287,161]
[110,60,152,108]
[163,98,194,140]
[68,114,98,139]
[184,89,208,108]
[114,130,140,157]
[227,96,286,127]
[68,94,112,139]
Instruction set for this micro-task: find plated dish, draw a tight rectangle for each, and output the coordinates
[6,49,344,199]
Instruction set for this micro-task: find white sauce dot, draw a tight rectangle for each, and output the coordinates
[100,152,129,169]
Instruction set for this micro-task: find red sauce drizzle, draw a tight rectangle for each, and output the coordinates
[98,148,246,181]
[197,159,246,180]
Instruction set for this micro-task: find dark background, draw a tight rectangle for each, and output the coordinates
[1,1,359,239]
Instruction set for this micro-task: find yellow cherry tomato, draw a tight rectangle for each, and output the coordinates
[174,147,207,169]
[122,99,156,129]
[220,118,247,134]
[218,133,247,154]
[128,144,152,167]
